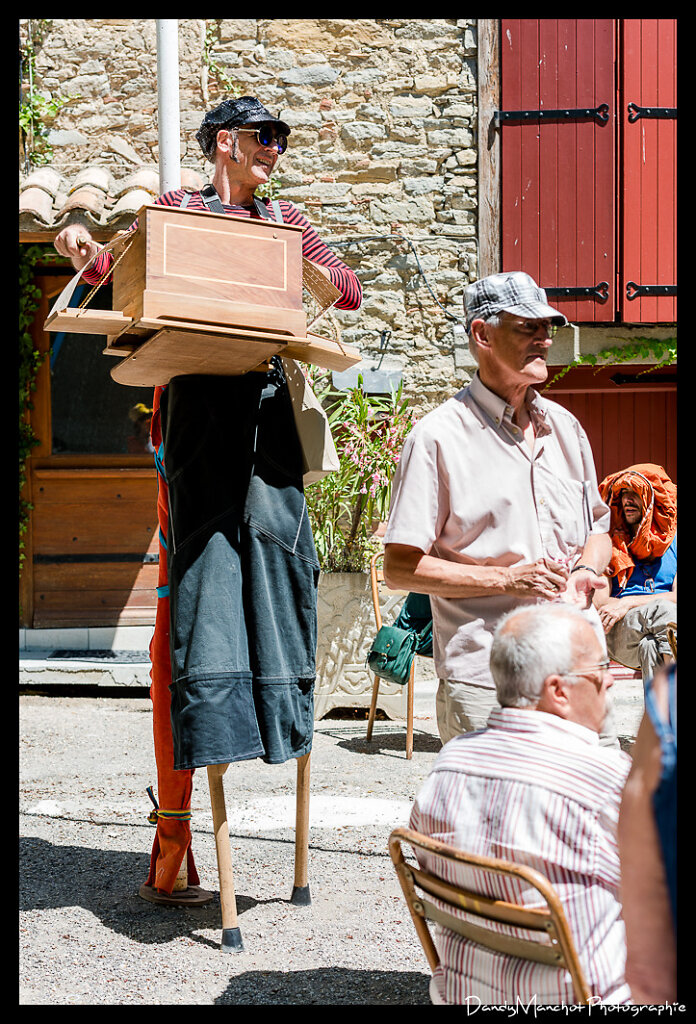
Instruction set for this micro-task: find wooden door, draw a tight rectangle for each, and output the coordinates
[20,268,160,628]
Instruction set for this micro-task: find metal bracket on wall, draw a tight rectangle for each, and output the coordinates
[544,282,609,302]
[627,104,677,122]
[626,283,677,300]
[494,103,609,126]
[611,372,677,386]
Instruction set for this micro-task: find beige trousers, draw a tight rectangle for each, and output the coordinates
[605,596,676,682]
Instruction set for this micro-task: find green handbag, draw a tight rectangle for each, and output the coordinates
[366,624,419,687]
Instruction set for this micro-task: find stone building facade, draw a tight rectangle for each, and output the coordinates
[21,17,481,413]
[19,20,674,730]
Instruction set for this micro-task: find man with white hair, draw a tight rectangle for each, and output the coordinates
[410,603,632,1005]
[384,270,612,743]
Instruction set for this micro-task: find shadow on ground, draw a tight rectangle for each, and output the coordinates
[20,837,432,1002]
[214,966,431,1004]
[19,836,281,948]
[321,727,442,757]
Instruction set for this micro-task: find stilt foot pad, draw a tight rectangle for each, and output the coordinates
[221,926,244,952]
[290,884,312,906]
[139,883,214,906]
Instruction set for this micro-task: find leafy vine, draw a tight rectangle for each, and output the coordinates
[19,19,68,171]
[546,336,677,387]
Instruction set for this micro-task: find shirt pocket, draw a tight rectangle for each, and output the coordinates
[542,473,589,556]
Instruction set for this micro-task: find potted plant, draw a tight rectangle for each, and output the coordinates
[303,368,418,717]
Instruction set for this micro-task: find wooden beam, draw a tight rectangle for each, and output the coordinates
[477,19,501,278]
[20,230,114,244]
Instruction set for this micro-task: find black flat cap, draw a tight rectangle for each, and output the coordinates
[195,96,291,159]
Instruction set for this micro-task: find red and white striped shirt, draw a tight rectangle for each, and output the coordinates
[409,708,632,1005]
[82,189,362,311]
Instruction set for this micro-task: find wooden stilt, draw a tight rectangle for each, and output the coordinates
[291,752,311,905]
[207,763,244,952]
[172,857,188,891]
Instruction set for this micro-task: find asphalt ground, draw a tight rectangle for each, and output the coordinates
[19,692,442,1006]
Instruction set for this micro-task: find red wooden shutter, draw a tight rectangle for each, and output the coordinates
[500,19,617,322]
[620,19,677,323]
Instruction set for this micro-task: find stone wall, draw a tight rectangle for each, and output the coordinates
[23,17,480,414]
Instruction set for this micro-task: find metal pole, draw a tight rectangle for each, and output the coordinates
[156,19,181,194]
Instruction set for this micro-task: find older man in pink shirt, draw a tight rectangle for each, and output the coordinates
[410,603,631,1005]
[384,271,613,743]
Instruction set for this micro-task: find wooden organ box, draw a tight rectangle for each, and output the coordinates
[44,204,361,387]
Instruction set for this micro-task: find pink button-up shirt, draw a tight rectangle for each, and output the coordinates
[383,373,611,685]
[409,708,632,1005]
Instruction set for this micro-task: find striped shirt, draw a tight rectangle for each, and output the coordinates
[409,708,632,1005]
[81,188,362,310]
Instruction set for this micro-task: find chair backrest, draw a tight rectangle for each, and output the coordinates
[370,550,408,631]
[388,826,592,1004]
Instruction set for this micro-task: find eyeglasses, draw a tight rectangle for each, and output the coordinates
[562,659,611,687]
[502,318,559,338]
[234,125,288,155]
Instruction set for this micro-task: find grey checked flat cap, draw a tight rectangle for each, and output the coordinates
[464,271,568,331]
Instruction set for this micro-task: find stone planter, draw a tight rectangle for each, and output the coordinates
[313,572,647,744]
[314,571,409,720]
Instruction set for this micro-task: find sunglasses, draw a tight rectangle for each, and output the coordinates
[234,125,288,155]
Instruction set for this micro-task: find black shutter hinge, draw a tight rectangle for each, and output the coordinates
[627,104,677,123]
[544,282,609,302]
[494,103,609,126]
[626,283,677,300]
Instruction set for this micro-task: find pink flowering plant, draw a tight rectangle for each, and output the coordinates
[303,367,417,572]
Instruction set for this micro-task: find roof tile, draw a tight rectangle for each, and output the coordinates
[56,185,107,219]
[108,188,158,220]
[19,162,209,234]
[19,166,66,199]
[19,186,54,224]
[68,165,113,195]
[113,167,159,199]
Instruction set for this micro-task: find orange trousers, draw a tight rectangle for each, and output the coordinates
[144,387,201,894]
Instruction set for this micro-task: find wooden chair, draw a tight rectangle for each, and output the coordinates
[365,551,416,759]
[388,826,592,1004]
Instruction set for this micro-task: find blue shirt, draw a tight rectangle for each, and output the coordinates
[611,534,677,597]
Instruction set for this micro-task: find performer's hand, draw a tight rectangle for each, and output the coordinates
[506,558,570,600]
[54,225,100,270]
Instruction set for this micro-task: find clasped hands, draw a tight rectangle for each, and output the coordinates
[507,558,603,609]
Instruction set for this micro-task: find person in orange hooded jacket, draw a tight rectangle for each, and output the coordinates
[594,464,676,683]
